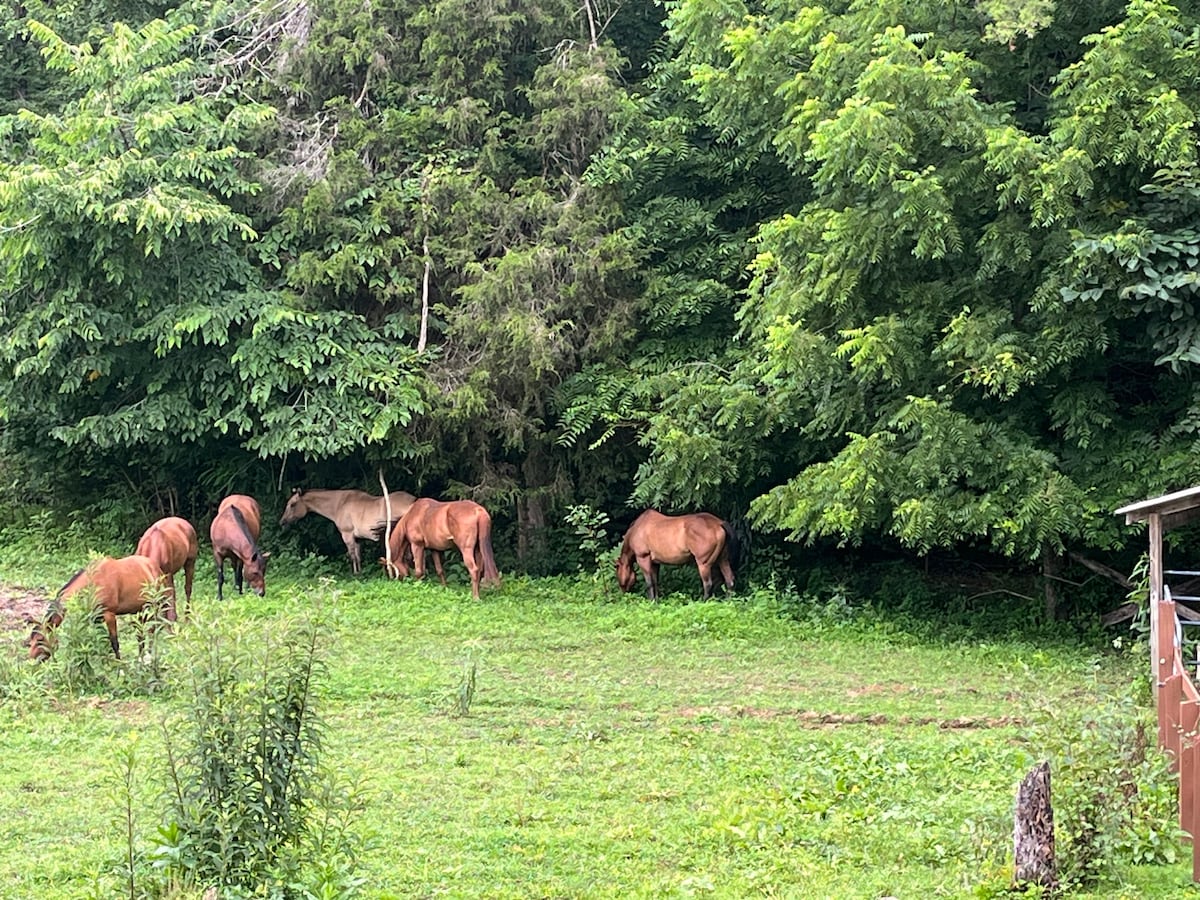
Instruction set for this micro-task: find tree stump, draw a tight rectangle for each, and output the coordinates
[1013,760,1057,888]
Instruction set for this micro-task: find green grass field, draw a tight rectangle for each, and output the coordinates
[0,549,1194,899]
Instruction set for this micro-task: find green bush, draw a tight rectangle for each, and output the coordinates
[147,597,364,898]
[1038,695,1181,890]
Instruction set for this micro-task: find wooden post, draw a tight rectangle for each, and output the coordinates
[1180,700,1200,883]
[1013,760,1056,889]
[1151,512,1164,701]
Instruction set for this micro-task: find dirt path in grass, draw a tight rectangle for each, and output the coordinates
[0,583,48,630]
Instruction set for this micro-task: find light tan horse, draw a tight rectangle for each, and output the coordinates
[616,510,737,600]
[210,494,269,600]
[28,555,171,660]
[382,498,501,599]
[135,516,199,607]
[280,487,417,574]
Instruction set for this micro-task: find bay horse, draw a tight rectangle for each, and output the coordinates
[135,516,199,607]
[616,510,737,600]
[381,498,501,599]
[28,555,172,660]
[280,487,416,574]
[210,494,269,600]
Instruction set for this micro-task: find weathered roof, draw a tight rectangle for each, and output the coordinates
[1115,485,1200,524]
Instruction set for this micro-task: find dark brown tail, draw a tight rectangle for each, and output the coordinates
[477,510,501,586]
[720,521,739,589]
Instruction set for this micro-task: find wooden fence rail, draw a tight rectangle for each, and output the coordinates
[1156,588,1200,880]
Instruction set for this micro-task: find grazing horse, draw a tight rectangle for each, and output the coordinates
[210,494,269,600]
[382,498,501,599]
[616,510,737,600]
[135,516,199,607]
[280,487,416,574]
[28,555,171,660]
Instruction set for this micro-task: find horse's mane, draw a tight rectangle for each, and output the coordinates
[228,506,260,551]
[55,567,88,600]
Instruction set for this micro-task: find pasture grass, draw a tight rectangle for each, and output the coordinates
[0,543,1194,898]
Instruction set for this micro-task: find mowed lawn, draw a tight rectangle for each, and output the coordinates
[0,561,1192,899]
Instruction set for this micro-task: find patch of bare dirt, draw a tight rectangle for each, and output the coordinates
[674,705,1023,729]
[0,583,48,631]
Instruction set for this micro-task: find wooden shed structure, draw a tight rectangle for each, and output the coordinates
[1115,485,1200,881]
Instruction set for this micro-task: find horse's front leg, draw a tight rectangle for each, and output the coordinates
[432,550,447,586]
[637,554,657,600]
[234,559,245,595]
[411,542,428,581]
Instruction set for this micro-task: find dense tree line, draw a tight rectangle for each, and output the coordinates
[2,0,1198,588]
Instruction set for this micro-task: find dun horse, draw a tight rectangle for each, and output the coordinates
[382,498,501,599]
[135,516,199,607]
[28,555,171,660]
[210,494,269,600]
[616,510,737,600]
[280,487,416,574]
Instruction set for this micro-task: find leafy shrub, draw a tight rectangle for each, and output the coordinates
[564,503,616,579]
[1031,695,1181,890]
[147,597,364,898]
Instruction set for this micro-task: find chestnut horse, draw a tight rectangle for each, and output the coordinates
[280,487,416,574]
[28,555,171,660]
[382,498,501,599]
[210,494,269,600]
[616,510,737,600]
[135,516,199,607]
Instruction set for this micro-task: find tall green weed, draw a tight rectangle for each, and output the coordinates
[146,598,364,898]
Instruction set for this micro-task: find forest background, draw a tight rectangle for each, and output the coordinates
[1,0,1198,608]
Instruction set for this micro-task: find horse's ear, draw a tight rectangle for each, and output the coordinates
[291,487,302,496]
[261,551,271,560]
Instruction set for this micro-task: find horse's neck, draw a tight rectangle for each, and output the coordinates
[57,567,91,599]
[300,490,347,520]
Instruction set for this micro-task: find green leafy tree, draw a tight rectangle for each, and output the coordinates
[610,0,1200,577]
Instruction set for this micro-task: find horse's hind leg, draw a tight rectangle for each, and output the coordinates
[431,550,447,586]
[464,540,483,599]
[103,611,121,659]
[342,532,361,575]
[183,559,195,609]
[718,556,734,594]
[697,562,715,600]
[215,555,226,601]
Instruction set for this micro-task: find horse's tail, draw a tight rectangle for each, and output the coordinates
[720,521,740,589]
[478,510,501,587]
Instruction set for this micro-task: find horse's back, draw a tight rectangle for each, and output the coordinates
[95,555,164,613]
[137,516,199,572]
[628,510,726,564]
[216,494,262,540]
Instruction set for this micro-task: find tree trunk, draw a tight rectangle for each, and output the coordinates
[1013,760,1056,889]
[1042,546,1062,621]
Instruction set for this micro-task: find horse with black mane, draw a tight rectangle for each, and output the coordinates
[616,510,737,600]
[28,554,172,660]
[210,494,269,600]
